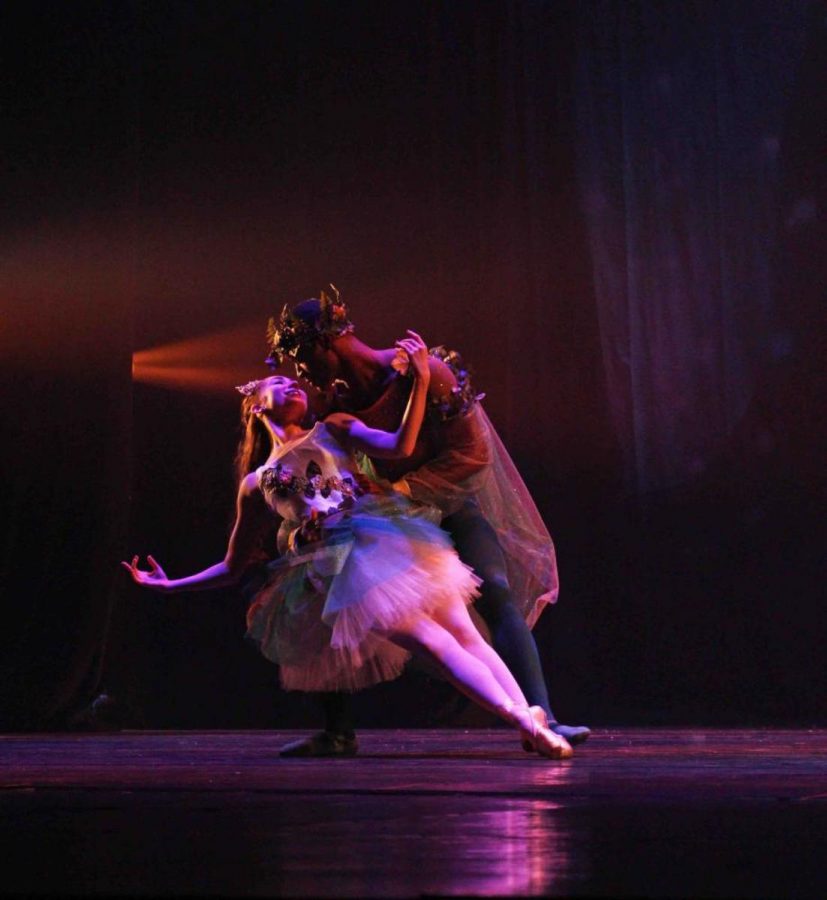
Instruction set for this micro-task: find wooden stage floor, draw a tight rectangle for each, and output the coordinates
[1,728,825,897]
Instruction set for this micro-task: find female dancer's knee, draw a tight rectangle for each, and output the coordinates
[384,616,453,660]
[433,603,489,654]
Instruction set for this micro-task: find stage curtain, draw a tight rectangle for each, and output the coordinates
[2,1,822,729]
[574,1,810,493]
[0,6,138,729]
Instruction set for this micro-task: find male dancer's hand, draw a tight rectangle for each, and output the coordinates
[395,330,430,385]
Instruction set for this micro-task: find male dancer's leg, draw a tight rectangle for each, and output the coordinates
[441,500,590,745]
[278,692,357,757]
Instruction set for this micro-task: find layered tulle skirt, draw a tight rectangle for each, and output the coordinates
[245,495,481,692]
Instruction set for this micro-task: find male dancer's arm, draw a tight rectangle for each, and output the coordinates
[393,357,491,511]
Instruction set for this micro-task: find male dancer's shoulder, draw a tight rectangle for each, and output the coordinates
[427,355,458,399]
[427,345,485,421]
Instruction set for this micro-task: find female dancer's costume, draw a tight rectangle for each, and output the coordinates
[245,421,481,692]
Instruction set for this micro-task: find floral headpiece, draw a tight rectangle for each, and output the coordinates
[265,284,354,368]
[235,379,262,397]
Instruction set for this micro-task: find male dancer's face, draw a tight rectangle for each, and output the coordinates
[293,340,339,391]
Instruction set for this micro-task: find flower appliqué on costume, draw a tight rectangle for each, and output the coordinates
[260,459,364,504]
[429,345,486,419]
[389,345,485,419]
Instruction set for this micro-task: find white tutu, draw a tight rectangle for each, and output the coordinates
[246,494,481,692]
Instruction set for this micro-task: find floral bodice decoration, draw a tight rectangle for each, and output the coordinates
[255,421,368,532]
[260,459,364,505]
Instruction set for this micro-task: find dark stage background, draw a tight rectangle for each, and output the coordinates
[1,1,824,731]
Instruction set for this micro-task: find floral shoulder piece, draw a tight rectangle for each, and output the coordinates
[428,345,485,420]
[390,344,485,420]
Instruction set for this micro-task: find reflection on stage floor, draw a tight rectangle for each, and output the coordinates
[1,728,825,897]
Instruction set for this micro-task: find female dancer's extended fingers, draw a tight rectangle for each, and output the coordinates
[147,554,158,570]
[406,329,425,344]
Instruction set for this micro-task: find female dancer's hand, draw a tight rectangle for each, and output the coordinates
[121,554,170,592]
[395,330,430,386]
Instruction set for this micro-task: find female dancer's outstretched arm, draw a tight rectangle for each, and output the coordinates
[122,472,275,593]
[122,333,431,592]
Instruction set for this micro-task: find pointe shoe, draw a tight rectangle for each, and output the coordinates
[531,715,574,759]
[510,704,573,760]
[520,705,549,752]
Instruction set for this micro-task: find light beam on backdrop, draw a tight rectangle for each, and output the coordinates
[132,321,276,394]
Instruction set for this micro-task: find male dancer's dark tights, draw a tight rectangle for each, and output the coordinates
[318,499,554,734]
[442,500,553,717]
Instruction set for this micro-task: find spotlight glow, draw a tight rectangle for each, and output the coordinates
[132,322,275,394]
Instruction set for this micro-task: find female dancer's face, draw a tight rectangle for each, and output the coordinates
[256,375,308,423]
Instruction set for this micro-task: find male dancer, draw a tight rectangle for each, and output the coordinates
[266,287,590,755]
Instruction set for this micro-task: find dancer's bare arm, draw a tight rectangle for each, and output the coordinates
[326,331,431,459]
[122,473,276,593]
[391,355,490,501]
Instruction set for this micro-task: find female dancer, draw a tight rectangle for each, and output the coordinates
[123,332,572,759]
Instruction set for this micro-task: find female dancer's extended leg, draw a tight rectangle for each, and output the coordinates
[430,597,528,706]
[380,608,572,759]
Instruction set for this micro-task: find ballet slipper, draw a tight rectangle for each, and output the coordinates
[503,702,574,760]
[525,705,574,760]
[520,705,549,753]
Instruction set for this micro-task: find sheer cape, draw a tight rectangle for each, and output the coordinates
[398,405,559,629]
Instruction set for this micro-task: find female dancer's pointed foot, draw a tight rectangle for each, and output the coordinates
[519,705,548,752]
[512,704,573,760]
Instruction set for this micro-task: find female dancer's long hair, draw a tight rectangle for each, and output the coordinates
[231,391,280,562]
[234,391,271,487]
[231,385,319,560]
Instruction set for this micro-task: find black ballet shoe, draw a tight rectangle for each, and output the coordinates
[549,722,591,746]
[279,730,359,758]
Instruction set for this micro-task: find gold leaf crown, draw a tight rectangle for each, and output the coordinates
[265,283,354,368]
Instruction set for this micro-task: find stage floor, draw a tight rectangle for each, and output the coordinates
[1,728,825,897]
